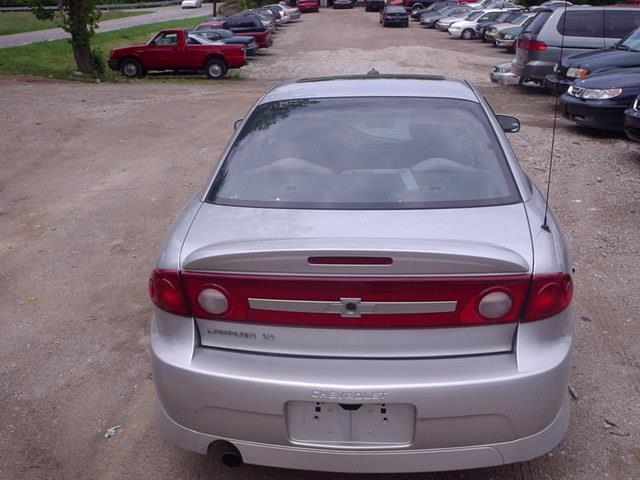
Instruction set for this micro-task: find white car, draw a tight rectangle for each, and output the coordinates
[448,8,513,40]
[181,0,202,8]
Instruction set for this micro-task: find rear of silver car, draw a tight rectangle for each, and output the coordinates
[150,77,573,473]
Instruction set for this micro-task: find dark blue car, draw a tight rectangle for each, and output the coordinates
[547,27,640,93]
[560,67,640,132]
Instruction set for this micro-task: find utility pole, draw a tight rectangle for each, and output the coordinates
[213,0,217,17]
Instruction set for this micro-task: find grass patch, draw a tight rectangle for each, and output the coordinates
[0,10,150,36]
[0,15,211,79]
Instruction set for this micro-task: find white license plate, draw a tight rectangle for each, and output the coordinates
[287,402,415,447]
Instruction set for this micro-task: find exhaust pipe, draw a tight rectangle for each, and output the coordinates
[218,442,243,468]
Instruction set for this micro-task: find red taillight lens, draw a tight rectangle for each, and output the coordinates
[149,268,191,316]
[520,39,547,51]
[180,272,531,328]
[523,273,573,322]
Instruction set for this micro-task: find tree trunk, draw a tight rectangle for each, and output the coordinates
[72,42,95,75]
[69,0,97,75]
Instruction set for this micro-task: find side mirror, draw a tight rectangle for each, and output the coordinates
[496,114,520,133]
[233,118,243,131]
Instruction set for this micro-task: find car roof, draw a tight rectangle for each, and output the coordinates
[260,75,479,103]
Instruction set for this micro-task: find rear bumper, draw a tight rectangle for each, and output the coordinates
[151,311,572,472]
[384,18,409,26]
[560,95,626,132]
[512,60,555,82]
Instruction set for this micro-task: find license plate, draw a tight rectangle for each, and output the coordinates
[287,402,415,446]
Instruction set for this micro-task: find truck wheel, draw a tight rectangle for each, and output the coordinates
[120,58,143,78]
[462,29,474,40]
[205,58,227,79]
[412,3,424,12]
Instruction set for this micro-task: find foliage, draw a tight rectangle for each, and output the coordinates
[0,15,209,78]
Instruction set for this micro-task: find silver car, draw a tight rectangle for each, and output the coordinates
[150,74,574,473]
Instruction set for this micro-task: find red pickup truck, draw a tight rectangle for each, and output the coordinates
[108,29,246,79]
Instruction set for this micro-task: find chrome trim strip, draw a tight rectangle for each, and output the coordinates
[248,298,457,318]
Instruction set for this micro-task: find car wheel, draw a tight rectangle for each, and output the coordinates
[462,29,474,40]
[205,58,227,79]
[120,58,143,78]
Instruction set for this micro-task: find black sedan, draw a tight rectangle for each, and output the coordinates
[624,95,640,142]
[190,28,259,56]
[546,27,640,93]
[380,6,409,27]
[560,68,640,132]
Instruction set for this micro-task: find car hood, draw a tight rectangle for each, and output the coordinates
[574,67,640,89]
[110,44,146,56]
[562,48,640,71]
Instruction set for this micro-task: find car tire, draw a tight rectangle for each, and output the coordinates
[204,58,227,79]
[462,29,474,40]
[119,58,143,78]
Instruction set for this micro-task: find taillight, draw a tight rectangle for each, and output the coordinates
[180,272,531,328]
[523,273,573,322]
[149,269,191,316]
[519,39,547,51]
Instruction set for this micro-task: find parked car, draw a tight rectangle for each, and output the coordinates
[334,0,355,8]
[298,0,320,12]
[380,5,409,27]
[495,16,535,52]
[491,60,520,85]
[411,1,456,20]
[476,9,523,40]
[448,9,509,40]
[560,68,640,131]
[546,27,640,93]
[365,0,386,12]
[275,3,302,20]
[624,95,640,141]
[436,8,474,32]
[190,28,259,56]
[198,16,273,48]
[181,0,202,8]
[421,6,469,28]
[513,6,640,85]
[150,73,573,473]
[107,29,246,79]
[484,12,535,45]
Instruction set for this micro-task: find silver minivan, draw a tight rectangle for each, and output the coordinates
[513,6,640,84]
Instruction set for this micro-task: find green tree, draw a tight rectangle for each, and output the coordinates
[31,0,101,75]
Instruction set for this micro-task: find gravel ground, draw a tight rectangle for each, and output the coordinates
[1,8,639,480]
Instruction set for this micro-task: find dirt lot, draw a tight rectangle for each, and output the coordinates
[1,8,639,480]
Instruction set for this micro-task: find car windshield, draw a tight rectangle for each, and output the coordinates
[618,28,640,52]
[207,97,520,210]
[466,11,484,21]
[387,6,405,13]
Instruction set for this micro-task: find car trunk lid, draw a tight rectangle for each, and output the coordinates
[181,203,533,358]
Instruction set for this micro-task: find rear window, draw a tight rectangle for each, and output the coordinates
[603,11,640,39]
[556,11,603,38]
[206,97,520,210]
[523,11,551,34]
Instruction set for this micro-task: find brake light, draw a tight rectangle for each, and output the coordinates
[518,39,547,51]
[149,269,191,316]
[523,273,573,322]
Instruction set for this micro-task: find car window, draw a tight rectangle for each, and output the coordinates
[556,11,603,38]
[467,11,483,21]
[151,32,178,46]
[207,97,521,210]
[522,11,550,34]
[604,11,640,39]
[618,27,640,51]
